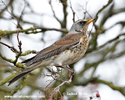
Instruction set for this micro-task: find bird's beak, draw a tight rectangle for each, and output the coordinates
[86,19,95,24]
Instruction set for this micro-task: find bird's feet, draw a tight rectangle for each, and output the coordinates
[57,65,75,79]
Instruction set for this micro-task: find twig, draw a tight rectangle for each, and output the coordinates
[12,1,27,64]
[0,52,14,63]
[45,79,55,88]
[1,0,22,29]
[83,1,88,19]
[49,0,61,24]
[0,0,13,14]
[0,63,14,67]
[85,1,93,19]
[95,0,113,21]
[11,22,22,64]
[0,41,19,53]
[17,0,27,30]
[59,0,67,29]
[79,1,93,19]
[20,50,37,56]
[89,21,94,37]
[97,33,125,50]
[69,0,75,22]
[53,73,73,92]
[46,74,73,99]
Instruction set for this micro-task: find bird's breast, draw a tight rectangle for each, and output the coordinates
[52,35,89,66]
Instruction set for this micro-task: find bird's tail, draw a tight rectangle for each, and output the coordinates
[8,61,42,86]
[8,70,32,86]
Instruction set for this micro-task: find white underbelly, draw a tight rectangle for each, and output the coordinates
[52,48,86,66]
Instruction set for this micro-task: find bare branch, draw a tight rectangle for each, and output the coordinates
[95,79,125,96]
[49,0,61,24]
[1,0,22,29]
[0,26,68,37]
[0,0,13,14]
[69,0,75,22]
[95,0,113,21]
[0,41,19,53]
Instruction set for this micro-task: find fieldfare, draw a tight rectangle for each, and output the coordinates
[8,18,94,86]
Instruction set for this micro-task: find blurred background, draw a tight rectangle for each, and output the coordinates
[0,0,125,100]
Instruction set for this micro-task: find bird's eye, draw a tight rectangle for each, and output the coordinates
[79,21,86,25]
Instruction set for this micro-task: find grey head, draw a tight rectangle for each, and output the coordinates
[68,19,94,34]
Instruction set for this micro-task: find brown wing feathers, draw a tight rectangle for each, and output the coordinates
[22,34,81,65]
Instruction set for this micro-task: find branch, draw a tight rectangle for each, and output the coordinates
[60,0,67,29]
[44,72,73,99]
[0,88,12,93]
[0,16,36,26]
[0,52,15,63]
[17,0,27,30]
[107,21,125,30]
[0,0,14,14]
[0,26,68,37]
[79,1,93,19]
[0,52,26,69]
[95,79,125,96]
[49,0,61,24]
[0,63,14,67]
[69,0,75,22]
[21,50,37,56]
[96,33,125,51]
[87,33,125,54]
[0,73,17,85]
[0,41,19,53]
[10,77,26,97]
[1,0,22,29]
[95,0,113,22]
[13,27,22,65]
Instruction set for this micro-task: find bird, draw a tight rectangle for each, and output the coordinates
[8,18,94,86]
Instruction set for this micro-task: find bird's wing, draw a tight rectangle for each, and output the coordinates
[22,33,83,65]
[8,34,83,86]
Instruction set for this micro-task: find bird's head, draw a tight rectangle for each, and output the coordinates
[69,18,94,34]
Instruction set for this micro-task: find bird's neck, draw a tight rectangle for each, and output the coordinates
[68,30,88,37]
[68,30,80,34]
